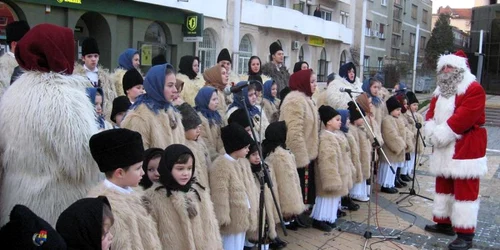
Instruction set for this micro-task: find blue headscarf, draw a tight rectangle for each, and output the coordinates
[228,81,261,118]
[130,63,175,114]
[195,86,223,126]
[263,79,276,104]
[118,48,139,70]
[362,78,382,107]
[338,109,349,133]
[338,62,356,84]
[396,82,407,95]
[86,87,105,129]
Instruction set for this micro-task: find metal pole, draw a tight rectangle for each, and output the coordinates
[477,29,484,83]
[232,0,241,74]
[359,0,367,81]
[412,24,420,92]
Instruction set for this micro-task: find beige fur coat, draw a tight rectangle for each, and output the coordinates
[145,184,223,250]
[87,183,161,250]
[316,130,350,197]
[0,53,17,99]
[261,98,280,124]
[185,139,211,189]
[265,147,305,217]
[177,73,205,106]
[349,125,372,180]
[346,130,362,184]
[112,68,127,97]
[237,159,260,238]
[121,104,185,149]
[209,155,251,235]
[404,112,424,154]
[279,91,319,168]
[199,113,225,162]
[381,115,407,163]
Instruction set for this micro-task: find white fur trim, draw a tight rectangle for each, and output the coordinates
[424,120,436,138]
[430,145,488,178]
[451,199,480,229]
[431,123,461,148]
[434,95,455,125]
[437,54,468,73]
[432,193,454,219]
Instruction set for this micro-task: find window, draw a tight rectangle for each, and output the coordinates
[422,9,428,24]
[142,22,170,71]
[238,35,252,75]
[410,33,416,47]
[393,7,402,20]
[198,29,217,73]
[392,20,401,34]
[321,10,332,21]
[269,0,285,7]
[341,11,349,26]
[378,57,384,70]
[420,36,427,50]
[411,5,417,19]
[365,20,372,36]
[391,48,400,58]
[379,24,385,39]
[391,34,401,48]
[317,48,328,82]
[340,50,347,66]
[363,56,370,70]
[381,0,387,6]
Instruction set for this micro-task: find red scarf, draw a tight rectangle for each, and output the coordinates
[289,69,313,97]
[15,23,75,74]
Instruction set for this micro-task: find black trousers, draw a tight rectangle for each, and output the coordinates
[297,161,316,205]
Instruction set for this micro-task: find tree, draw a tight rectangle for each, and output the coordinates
[424,14,454,70]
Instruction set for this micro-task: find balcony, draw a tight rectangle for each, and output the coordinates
[241,1,353,44]
[134,0,227,19]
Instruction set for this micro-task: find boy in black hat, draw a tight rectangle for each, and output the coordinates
[122,68,145,104]
[1,20,30,96]
[261,41,290,92]
[74,37,117,120]
[210,123,257,250]
[111,96,131,128]
[87,129,161,250]
[402,91,424,181]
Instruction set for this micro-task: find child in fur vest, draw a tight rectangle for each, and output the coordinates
[262,121,305,231]
[86,87,113,131]
[145,144,222,249]
[403,91,424,180]
[337,110,359,212]
[311,105,350,232]
[87,129,161,250]
[394,93,414,189]
[261,79,281,123]
[139,148,163,190]
[378,96,406,194]
[209,123,255,250]
[347,101,371,202]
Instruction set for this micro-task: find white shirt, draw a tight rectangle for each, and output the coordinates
[84,64,99,87]
[224,153,236,162]
[104,179,133,194]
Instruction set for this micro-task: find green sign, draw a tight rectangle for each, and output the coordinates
[183,14,204,42]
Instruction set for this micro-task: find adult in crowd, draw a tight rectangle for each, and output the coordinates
[0,24,100,226]
[325,62,363,109]
[293,61,309,73]
[203,64,230,115]
[176,55,204,106]
[0,21,30,97]
[261,41,290,92]
[424,50,487,250]
[217,48,240,86]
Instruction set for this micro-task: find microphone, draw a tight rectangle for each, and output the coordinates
[223,85,232,96]
[339,87,364,94]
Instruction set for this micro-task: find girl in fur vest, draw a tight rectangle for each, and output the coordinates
[139,148,163,190]
[112,48,140,97]
[145,144,222,250]
[261,79,281,123]
[378,96,406,194]
[337,110,359,211]
[227,81,270,142]
[210,123,255,250]
[56,196,114,250]
[362,77,387,126]
[263,121,305,231]
[195,86,226,161]
[403,91,424,180]
[86,87,113,131]
[121,63,185,148]
[347,101,371,202]
[278,69,319,207]
[311,105,347,232]
[177,56,204,106]
[394,93,413,188]
[203,65,230,115]
[177,102,211,188]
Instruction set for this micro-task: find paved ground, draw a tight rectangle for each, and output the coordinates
[271,94,500,250]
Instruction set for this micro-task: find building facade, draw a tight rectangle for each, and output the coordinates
[1,0,353,81]
[352,0,432,81]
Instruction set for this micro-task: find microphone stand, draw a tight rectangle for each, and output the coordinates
[343,90,399,250]
[239,88,287,250]
[396,108,432,204]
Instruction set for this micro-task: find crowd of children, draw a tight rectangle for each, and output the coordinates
[0,23,427,250]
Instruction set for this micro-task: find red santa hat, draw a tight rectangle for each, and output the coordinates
[436,50,470,73]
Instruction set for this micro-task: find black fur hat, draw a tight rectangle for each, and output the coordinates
[269,41,283,55]
[6,20,30,45]
[221,123,254,154]
[406,91,419,105]
[111,96,131,123]
[386,96,403,114]
[228,108,251,128]
[347,101,365,122]
[122,68,143,93]
[176,103,202,131]
[217,48,232,63]
[81,37,99,56]
[318,105,340,126]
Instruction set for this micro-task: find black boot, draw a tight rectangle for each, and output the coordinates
[424,223,456,236]
[269,237,287,249]
[381,186,399,194]
[448,233,474,250]
[312,219,333,232]
[400,174,412,182]
[285,220,298,231]
[295,213,312,228]
[341,196,360,211]
[394,168,407,188]
[337,209,347,218]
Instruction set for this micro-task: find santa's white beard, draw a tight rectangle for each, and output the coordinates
[436,68,465,98]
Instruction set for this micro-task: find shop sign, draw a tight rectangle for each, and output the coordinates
[141,44,152,66]
[308,36,325,47]
[183,14,203,42]
[56,0,82,4]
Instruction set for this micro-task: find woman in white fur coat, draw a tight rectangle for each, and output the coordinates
[325,62,363,109]
[0,24,101,226]
[176,56,205,106]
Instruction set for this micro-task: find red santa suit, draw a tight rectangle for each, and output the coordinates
[425,51,487,235]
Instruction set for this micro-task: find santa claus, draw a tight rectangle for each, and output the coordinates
[424,50,487,250]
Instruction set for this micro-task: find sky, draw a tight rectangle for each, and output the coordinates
[432,0,474,13]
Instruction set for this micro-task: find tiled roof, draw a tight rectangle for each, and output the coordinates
[436,6,472,19]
